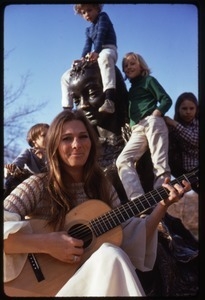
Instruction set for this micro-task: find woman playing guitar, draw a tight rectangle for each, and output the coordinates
[4,110,191,297]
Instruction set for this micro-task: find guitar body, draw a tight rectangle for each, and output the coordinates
[4,200,123,297]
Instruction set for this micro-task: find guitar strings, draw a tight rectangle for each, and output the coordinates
[67,170,198,240]
[67,170,198,239]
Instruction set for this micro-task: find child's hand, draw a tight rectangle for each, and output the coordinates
[86,52,99,61]
[152,109,161,117]
[72,58,84,66]
[164,116,178,127]
[5,164,17,174]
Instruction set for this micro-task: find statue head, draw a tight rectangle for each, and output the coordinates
[69,60,104,109]
[67,60,128,132]
[67,59,128,170]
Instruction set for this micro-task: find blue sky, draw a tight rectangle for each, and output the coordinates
[4,3,198,149]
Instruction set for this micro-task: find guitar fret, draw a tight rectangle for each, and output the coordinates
[120,205,131,219]
[133,196,146,212]
[112,207,126,225]
[155,188,164,200]
[92,204,134,237]
[162,187,169,198]
[149,191,158,206]
[145,193,156,207]
[104,212,115,228]
[90,222,98,236]
[92,217,107,236]
[92,211,118,236]
[105,211,118,229]
[125,203,136,216]
[183,174,189,183]
[129,201,140,215]
[99,216,110,232]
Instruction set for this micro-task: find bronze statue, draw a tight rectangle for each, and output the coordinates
[61,59,154,202]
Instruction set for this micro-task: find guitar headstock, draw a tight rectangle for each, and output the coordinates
[184,168,199,190]
[171,168,199,192]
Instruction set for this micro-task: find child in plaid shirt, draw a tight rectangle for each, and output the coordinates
[165,92,199,193]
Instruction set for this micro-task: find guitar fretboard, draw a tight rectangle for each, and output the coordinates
[89,170,198,237]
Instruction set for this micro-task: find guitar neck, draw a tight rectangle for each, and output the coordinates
[89,169,198,237]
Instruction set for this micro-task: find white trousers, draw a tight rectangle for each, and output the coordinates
[61,46,118,108]
[116,116,171,199]
[56,243,145,297]
[61,69,72,108]
[98,45,118,91]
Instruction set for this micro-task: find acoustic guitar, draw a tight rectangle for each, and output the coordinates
[4,169,198,297]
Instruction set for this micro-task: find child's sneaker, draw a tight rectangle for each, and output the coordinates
[98,100,115,113]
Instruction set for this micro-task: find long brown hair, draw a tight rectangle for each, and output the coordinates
[174,92,199,123]
[46,109,113,229]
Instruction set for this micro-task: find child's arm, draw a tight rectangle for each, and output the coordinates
[11,148,31,169]
[93,12,112,54]
[149,77,172,115]
[81,28,93,58]
[164,116,198,146]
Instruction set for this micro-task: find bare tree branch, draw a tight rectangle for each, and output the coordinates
[4,54,48,162]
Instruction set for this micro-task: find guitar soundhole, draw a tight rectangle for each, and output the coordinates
[68,223,93,248]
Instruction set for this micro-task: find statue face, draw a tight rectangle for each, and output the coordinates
[68,60,127,135]
[69,61,104,109]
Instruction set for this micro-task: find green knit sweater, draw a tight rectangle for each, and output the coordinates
[128,75,172,127]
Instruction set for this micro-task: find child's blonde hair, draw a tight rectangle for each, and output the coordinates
[74,4,103,15]
[122,52,151,79]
